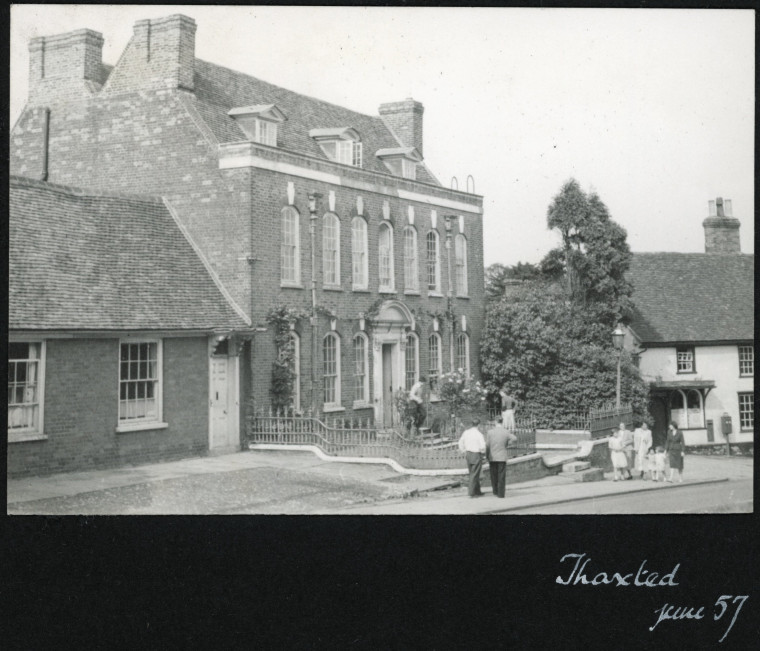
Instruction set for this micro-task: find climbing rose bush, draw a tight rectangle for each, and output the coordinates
[439,369,488,418]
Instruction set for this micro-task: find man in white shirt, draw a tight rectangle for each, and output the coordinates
[458,418,486,497]
[408,376,427,430]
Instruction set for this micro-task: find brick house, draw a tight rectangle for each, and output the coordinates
[10,14,485,452]
[625,198,754,449]
[8,176,252,476]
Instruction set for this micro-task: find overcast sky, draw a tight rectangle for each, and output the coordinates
[10,6,755,265]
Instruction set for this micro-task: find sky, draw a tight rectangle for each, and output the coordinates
[9,6,755,265]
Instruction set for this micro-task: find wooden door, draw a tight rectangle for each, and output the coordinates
[210,356,230,450]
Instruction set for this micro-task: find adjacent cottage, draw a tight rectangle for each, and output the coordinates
[625,198,754,449]
[9,14,485,472]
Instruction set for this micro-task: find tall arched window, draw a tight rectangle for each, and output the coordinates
[290,332,301,411]
[323,333,341,408]
[403,227,419,292]
[322,213,340,287]
[280,207,300,285]
[351,217,368,290]
[378,223,395,291]
[455,234,468,296]
[405,333,419,391]
[456,332,470,375]
[426,230,441,293]
[353,333,369,403]
[428,333,442,395]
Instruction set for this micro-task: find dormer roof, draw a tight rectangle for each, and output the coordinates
[309,127,360,141]
[375,147,423,162]
[227,104,287,122]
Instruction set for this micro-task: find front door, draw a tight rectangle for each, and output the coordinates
[382,344,394,427]
[650,397,668,449]
[209,354,240,452]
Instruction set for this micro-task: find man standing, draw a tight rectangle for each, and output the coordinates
[486,416,518,498]
[499,388,517,430]
[618,422,634,480]
[408,375,427,430]
[458,418,486,497]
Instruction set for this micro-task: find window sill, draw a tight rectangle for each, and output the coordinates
[378,288,396,294]
[739,374,754,379]
[323,405,345,413]
[323,285,343,292]
[352,287,370,293]
[116,421,169,434]
[676,371,696,375]
[8,431,48,443]
[352,401,373,410]
[428,292,444,298]
[280,282,304,289]
[404,289,421,295]
[455,294,470,299]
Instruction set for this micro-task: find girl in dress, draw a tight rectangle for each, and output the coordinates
[608,430,628,481]
[653,446,666,482]
[644,448,657,481]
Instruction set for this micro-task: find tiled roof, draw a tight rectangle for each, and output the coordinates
[627,252,754,343]
[190,59,440,185]
[9,176,250,331]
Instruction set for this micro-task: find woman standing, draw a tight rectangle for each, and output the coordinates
[665,421,685,483]
[633,421,653,479]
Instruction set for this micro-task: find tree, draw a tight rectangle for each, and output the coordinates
[485,261,540,301]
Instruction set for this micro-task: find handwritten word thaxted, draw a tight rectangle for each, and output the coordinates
[555,553,680,587]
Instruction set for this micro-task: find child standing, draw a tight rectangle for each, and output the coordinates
[644,449,657,481]
[653,446,666,482]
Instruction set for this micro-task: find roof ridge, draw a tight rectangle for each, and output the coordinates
[196,58,387,125]
[9,175,165,204]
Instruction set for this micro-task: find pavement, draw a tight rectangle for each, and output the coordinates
[6,449,754,515]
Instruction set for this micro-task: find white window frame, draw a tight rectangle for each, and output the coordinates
[353,333,370,406]
[290,332,301,411]
[456,332,470,376]
[676,346,695,374]
[335,140,363,167]
[7,339,46,442]
[378,222,395,292]
[403,226,419,292]
[117,339,166,432]
[428,333,442,398]
[455,233,468,296]
[738,392,754,431]
[739,345,754,377]
[426,230,441,294]
[351,217,369,290]
[405,333,420,391]
[322,213,341,288]
[323,332,341,409]
[255,118,277,146]
[281,207,301,286]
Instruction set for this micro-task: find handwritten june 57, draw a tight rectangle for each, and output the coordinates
[649,595,749,643]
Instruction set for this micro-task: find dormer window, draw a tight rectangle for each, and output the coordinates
[310,128,363,167]
[376,147,422,180]
[228,104,287,147]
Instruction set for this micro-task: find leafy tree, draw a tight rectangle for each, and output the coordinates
[485,261,540,301]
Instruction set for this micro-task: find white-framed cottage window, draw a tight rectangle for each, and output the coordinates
[335,140,363,167]
[353,333,369,404]
[310,128,363,168]
[738,392,754,431]
[351,217,369,290]
[403,226,419,292]
[455,234,468,296]
[428,333,442,396]
[322,213,341,287]
[8,340,46,441]
[323,333,341,408]
[290,332,301,411]
[281,206,301,286]
[119,340,162,427]
[405,333,419,391]
[378,223,395,292]
[739,345,754,377]
[426,230,441,293]
[456,332,470,376]
[376,148,421,180]
[254,119,277,146]
[228,105,285,147]
[676,346,695,374]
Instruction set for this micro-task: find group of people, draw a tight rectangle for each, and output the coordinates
[457,416,518,498]
[608,421,686,483]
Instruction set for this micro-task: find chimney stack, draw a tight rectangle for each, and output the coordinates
[28,29,105,103]
[379,98,424,157]
[703,197,741,254]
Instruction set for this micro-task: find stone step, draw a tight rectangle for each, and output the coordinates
[571,468,605,483]
[562,460,591,473]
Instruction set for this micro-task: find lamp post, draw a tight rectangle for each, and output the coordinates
[444,215,455,372]
[308,192,322,416]
[612,326,625,410]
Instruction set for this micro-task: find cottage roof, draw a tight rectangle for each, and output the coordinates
[190,59,439,184]
[9,176,250,331]
[627,252,754,344]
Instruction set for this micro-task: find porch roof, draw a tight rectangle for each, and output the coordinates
[650,379,716,391]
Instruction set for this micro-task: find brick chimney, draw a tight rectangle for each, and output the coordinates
[703,197,741,254]
[104,14,196,93]
[28,29,105,103]
[379,98,424,157]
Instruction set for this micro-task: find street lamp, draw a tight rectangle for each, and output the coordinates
[612,326,625,410]
[308,192,322,416]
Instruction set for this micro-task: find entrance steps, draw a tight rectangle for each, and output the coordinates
[560,460,604,482]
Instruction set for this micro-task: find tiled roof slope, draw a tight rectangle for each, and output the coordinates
[9,176,249,331]
[190,59,439,185]
[627,253,754,344]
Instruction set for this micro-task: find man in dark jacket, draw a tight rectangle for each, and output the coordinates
[486,416,518,498]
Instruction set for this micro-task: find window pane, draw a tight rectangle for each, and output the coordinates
[404,228,418,290]
[379,225,393,289]
[352,218,367,287]
[323,215,339,285]
[281,209,299,283]
[428,335,440,392]
[354,336,366,402]
[405,335,417,391]
[739,393,754,429]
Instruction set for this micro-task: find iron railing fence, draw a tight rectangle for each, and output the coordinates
[487,404,633,434]
[588,404,634,439]
[248,409,536,470]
